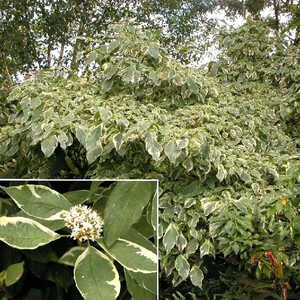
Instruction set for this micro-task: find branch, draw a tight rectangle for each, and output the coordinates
[0,55,14,87]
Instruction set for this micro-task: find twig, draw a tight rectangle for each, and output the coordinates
[0,55,13,87]
[281,283,288,300]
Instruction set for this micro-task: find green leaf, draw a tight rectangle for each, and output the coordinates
[164,140,181,164]
[104,64,118,80]
[1,184,72,220]
[147,44,160,59]
[190,266,204,289]
[104,181,155,247]
[86,125,103,164]
[240,170,252,184]
[182,181,205,197]
[126,270,157,295]
[97,238,157,273]
[173,74,184,86]
[63,190,91,205]
[145,132,162,161]
[176,139,189,149]
[74,246,120,300]
[133,216,154,239]
[102,80,114,92]
[187,76,199,94]
[251,183,260,195]
[232,243,239,255]
[16,211,65,231]
[216,164,227,182]
[125,270,156,300]
[57,132,70,150]
[176,233,187,252]
[163,223,179,254]
[186,239,199,256]
[107,40,120,54]
[0,216,60,249]
[184,198,196,208]
[200,239,215,259]
[117,118,129,129]
[75,126,87,147]
[41,135,58,157]
[233,199,249,213]
[86,51,98,64]
[175,254,190,280]
[5,261,24,286]
[59,246,86,266]
[295,216,300,234]
[182,157,194,172]
[99,107,112,123]
[201,201,218,216]
[295,234,300,245]
[121,228,156,253]
[123,64,141,84]
[112,133,124,152]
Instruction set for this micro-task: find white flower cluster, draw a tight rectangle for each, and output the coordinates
[64,205,104,242]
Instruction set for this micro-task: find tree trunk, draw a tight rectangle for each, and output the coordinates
[71,21,85,71]
[47,39,52,68]
[273,0,280,30]
[58,41,65,66]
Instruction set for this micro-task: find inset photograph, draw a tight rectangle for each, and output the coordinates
[0,180,158,300]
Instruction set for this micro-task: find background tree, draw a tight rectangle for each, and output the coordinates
[219,0,300,35]
[0,0,217,89]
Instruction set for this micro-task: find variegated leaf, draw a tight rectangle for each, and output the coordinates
[125,270,156,300]
[59,246,86,266]
[0,216,60,249]
[97,238,157,273]
[163,223,178,254]
[74,246,120,300]
[1,184,72,220]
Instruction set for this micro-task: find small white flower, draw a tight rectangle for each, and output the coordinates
[64,204,104,242]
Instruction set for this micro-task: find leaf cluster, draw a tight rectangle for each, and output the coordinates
[0,181,157,300]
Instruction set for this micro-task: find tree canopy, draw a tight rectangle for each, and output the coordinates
[0,0,217,89]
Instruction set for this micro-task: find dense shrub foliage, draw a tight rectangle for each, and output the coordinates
[0,22,299,298]
[210,20,300,138]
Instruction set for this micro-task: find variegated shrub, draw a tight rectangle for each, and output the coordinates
[0,22,299,298]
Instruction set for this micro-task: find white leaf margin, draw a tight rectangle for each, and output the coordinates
[98,238,158,274]
[74,246,120,300]
[1,184,71,221]
[0,216,60,249]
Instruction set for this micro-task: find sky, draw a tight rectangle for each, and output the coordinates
[197,5,292,66]
[198,8,246,65]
